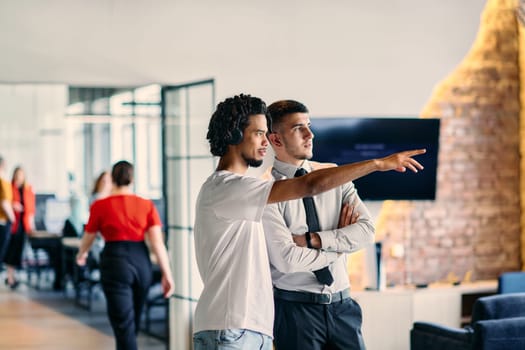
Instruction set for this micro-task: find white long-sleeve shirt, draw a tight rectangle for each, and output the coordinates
[262,159,375,294]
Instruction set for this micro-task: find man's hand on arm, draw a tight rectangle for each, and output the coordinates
[293,203,360,249]
[338,202,359,228]
[263,204,340,273]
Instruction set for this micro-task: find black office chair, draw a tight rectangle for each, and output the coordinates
[24,243,53,289]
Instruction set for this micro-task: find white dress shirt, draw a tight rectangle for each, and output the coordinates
[262,159,375,293]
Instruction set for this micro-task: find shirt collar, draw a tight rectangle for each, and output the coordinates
[272,158,313,178]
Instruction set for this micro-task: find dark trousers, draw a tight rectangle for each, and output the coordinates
[0,223,12,264]
[100,241,152,350]
[4,224,25,268]
[274,295,366,350]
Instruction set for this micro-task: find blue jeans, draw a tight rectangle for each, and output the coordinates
[193,329,272,350]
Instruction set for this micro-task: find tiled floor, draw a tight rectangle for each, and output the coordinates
[0,281,166,350]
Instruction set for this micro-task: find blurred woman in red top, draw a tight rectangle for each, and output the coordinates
[4,166,35,289]
[76,160,174,350]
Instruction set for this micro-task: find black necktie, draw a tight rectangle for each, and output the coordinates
[294,168,334,286]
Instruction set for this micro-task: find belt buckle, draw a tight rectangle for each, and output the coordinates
[319,292,332,305]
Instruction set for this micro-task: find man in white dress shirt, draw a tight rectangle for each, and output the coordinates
[263,100,379,349]
[193,94,425,350]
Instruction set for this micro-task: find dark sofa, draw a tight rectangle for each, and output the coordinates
[410,293,525,350]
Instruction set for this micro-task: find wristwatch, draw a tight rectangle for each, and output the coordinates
[305,232,313,248]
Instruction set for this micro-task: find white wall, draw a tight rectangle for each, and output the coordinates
[0,0,486,115]
[0,84,69,196]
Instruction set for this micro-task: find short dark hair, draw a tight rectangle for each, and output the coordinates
[206,94,271,157]
[267,100,309,133]
[111,160,133,187]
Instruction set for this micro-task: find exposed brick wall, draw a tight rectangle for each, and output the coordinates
[354,0,522,287]
[519,0,525,272]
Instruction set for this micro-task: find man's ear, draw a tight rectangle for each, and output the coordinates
[267,133,283,147]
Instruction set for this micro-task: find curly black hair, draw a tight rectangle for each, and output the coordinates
[206,94,271,157]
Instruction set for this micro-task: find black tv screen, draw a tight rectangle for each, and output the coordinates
[310,117,440,200]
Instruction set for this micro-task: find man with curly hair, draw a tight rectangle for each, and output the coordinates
[193,94,425,350]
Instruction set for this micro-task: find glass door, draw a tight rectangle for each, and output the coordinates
[162,79,215,350]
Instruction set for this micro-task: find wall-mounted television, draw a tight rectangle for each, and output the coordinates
[310,117,440,200]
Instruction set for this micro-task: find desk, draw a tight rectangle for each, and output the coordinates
[352,280,497,350]
[30,230,61,239]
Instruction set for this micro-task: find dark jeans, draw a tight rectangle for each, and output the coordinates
[100,241,152,350]
[274,294,366,350]
[0,222,12,264]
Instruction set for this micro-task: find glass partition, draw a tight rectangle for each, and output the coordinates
[66,85,162,199]
[162,79,215,350]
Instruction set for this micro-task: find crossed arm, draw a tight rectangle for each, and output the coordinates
[263,203,340,274]
[293,200,374,252]
[262,177,375,274]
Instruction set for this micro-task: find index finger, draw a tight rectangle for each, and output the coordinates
[403,149,426,157]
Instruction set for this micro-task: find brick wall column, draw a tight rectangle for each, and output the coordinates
[352,0,522,287]
[519,0,525,270]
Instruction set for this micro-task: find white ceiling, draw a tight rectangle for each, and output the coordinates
[0,0,488,115]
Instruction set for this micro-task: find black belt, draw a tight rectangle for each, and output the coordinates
[274,288,351,305]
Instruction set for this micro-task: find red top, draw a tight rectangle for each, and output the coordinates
[12,183,35,234]
[85,194,161,242]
